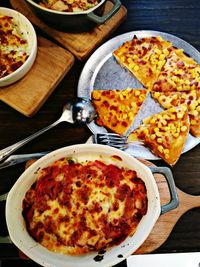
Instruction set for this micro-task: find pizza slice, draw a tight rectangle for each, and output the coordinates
[91,88,148,135]
[151,90,200,137]
[189,102,200,137]
[113,35,172,90]
[152,47,200,92]
[128,106,190,165]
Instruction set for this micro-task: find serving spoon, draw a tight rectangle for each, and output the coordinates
[0,97,96,163]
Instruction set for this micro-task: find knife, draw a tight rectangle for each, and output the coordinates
[0,136,95,169]
[0,152,49,169]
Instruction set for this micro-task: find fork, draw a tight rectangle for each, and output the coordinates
[93,133,144,150]
[0,134,143,169]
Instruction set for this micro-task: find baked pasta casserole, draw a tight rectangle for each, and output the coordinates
[37,0,99,12]
[0,15,29,78]
[22,154,147,255]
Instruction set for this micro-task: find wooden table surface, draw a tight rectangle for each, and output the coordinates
[0,1,200,266]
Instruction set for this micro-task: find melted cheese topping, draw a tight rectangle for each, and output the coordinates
[0,15,29,78]
[22,155,147,255]
[38,0,99,12]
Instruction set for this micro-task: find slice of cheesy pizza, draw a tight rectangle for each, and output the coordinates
[113,35,172,90]
[152,47,200,92]
[151,90,200,137]
[128,106,190,165]
[91,88,148,135]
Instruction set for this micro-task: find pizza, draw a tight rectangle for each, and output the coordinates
[88,35,200,164]
[128,106,190,165]
[151,90,200,137]
[38,0,99,12]
[22,155,147,255]
[0,15,29,78]
[113,35,172,90]
[152,47,200,92]
[189,104,200,137]
[91,88,148,135]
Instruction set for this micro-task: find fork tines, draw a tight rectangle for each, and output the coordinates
[94,133,128,150]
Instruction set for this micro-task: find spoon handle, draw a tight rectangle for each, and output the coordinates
[0,119,60,163]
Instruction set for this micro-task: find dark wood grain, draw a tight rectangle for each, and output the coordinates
[0,1,200,266]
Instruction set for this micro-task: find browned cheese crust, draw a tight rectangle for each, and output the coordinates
[22,156,147,255]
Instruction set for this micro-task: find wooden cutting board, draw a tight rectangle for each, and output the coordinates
[16,158,200,258]
[135,159,200,254]
[10,0,127,61]
[0,36,74,117]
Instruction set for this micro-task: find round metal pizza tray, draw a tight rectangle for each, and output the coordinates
[77,30,200,160]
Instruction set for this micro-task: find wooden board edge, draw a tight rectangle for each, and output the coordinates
[26,60,74,117]
[10,0,127,61]
[76,6,127,61]
[0,36,75,117]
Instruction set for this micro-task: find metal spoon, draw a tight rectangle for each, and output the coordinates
[0,97,96,163]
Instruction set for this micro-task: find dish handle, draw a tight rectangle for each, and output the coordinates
[0,192,8,202]
[149,166,179,215]
[0,192,11,243]
[0,167,178,244]
[0,236,11,244]
[87,0,121,24]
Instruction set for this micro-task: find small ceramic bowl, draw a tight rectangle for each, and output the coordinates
[0,7,37,87]
[5,144,178,267]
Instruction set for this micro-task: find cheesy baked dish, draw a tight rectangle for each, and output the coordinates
[22,155,147,255]
[37,0,99,12]
[0,15,29,79]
